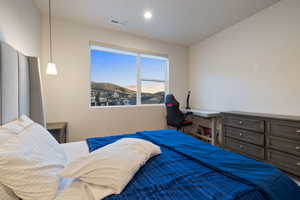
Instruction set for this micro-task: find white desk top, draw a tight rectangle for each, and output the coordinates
[181,108,220,118]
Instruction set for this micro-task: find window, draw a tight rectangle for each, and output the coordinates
[90,45,169,107]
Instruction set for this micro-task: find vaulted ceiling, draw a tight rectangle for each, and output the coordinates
[34,0,279,46]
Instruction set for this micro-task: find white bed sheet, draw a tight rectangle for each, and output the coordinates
[61,141,89,162]
[57,141,90,199]
[56,141,122,200]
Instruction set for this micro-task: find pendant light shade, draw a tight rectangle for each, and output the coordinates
[46,0,57,75]
[46,62,57,75]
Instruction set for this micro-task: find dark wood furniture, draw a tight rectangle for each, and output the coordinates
[222,111,300,177]
[47,122,68,144]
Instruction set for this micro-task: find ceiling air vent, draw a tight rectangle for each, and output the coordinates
[111,19,119,24]
[110,17,128,26]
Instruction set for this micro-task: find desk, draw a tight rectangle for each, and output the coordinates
[181,109,221,146]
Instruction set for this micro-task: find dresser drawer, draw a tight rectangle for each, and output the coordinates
[224,137,265,160]
[269,121,300,141]
[225,127,264,146]
[266,149,300,176]
[266,136,300,157]
[224,116,265,132]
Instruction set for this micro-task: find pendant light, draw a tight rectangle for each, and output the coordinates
[46,0,57,75]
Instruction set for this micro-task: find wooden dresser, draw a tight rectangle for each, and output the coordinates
[222,111,300,177]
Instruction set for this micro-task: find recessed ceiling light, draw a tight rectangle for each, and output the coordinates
[144,11,152,20]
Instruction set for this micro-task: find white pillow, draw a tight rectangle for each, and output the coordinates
[0,128,19,200]
[2,115,34,133]
[2,115,66,163]
[0,116,67,200]
[59,138,161,194]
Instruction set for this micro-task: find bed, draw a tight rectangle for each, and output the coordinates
[59,129,300,200]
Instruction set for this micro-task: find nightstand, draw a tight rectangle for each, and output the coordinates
[47,122,68,144]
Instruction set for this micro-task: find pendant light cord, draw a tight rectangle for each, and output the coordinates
[49,0,53,62]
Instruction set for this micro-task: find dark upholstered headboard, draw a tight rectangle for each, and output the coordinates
[0,41,45,126]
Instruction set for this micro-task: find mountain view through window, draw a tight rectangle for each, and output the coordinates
[90,47,168,107]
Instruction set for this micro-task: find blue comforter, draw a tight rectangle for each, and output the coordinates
[87,130,300,200]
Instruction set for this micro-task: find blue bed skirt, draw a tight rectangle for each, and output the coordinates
[87,129,300,200]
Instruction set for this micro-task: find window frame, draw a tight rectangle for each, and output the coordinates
[90,45,169,108]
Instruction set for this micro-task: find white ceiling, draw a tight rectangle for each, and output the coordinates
[34,0,279,46]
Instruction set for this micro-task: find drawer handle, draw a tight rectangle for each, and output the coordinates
[239,133,243,137]
[239,121,243,125]
[239,145,244,149]
[297,130,300,133]
[296,146,300,150]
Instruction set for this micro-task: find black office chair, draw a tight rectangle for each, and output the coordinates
[165,94,193,131]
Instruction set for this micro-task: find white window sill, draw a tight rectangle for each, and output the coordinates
[89,104,165,109]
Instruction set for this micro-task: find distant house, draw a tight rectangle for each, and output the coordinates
[113,90,119,98]
[123,99,130,105]
[99,97,107,103]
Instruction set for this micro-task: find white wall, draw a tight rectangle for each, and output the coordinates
[0,0,41,56]
[41,18,188,141]
[189,0,300,115]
